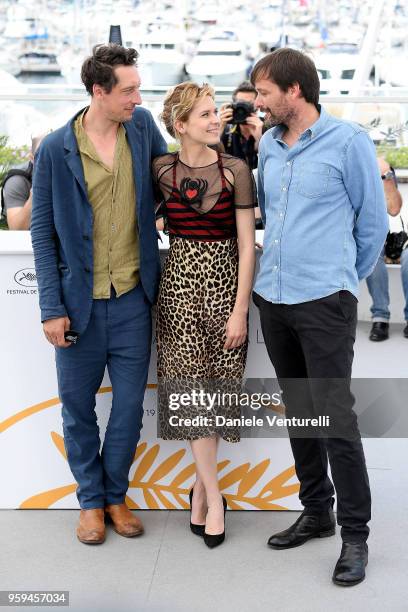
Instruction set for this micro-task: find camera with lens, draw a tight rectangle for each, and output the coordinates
[231,100,255,125]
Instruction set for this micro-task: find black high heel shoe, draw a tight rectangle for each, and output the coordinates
[204,495,227,548]
[189,488,206,537]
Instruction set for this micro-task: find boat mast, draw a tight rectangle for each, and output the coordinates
[343,0,385,120]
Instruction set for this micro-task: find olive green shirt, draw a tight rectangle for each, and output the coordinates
[74,109,140,299]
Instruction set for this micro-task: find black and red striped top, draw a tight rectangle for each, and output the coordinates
[153,152,256,242]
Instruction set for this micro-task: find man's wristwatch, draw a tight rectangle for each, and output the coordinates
[381,170,394,181]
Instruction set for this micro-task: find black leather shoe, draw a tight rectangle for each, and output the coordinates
[267,508,335,549]
[332,542,368,586]
[189,488,205,537]
[403,323,408,338]
[369,322,389,341]
[204,496,227,548]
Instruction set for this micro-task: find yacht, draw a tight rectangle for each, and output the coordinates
[316,52,359,95]
[18,51,61,75]
[135,31,186,86]
[314,42,373,96]
[186,30,250,87]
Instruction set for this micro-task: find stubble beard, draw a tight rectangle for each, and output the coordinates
[267,105,297,128]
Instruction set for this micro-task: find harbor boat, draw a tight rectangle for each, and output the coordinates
[314,40,374,96]
[185,30,250,87]
[134,31,186,86]
[316,52,359,95]
[18,51,61,75]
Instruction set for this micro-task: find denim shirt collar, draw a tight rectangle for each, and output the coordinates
[271,105,329,143]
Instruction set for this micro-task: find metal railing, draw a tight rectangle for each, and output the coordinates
[1,87,408,148]
[1,87,408,231]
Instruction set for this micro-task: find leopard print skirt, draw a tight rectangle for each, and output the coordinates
[156,236,248,442]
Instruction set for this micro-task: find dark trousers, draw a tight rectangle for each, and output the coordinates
[254,290,371,543]
[56,284,152,509]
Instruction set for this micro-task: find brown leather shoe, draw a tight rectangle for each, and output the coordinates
[76,508,105,545]
[105,503,144,537]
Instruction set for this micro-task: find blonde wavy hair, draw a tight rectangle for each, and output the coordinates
[160,81,215,139]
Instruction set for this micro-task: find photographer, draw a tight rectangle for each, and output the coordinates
[219,81,264,170]
[1,135,45,230]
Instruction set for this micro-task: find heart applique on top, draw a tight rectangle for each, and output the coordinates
[180,177,208,206]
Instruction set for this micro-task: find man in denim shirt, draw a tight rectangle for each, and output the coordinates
[251,49,388,586]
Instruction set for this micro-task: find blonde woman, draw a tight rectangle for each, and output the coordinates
[153,82,256,548]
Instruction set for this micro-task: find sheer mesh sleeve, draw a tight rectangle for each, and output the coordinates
[152,156,166,208]
[152,152,255,241]
[222,155,258,209]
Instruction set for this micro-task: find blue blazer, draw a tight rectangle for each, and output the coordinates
[31,106,167,334]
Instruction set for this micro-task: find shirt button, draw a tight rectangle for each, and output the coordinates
[274,239,279,243]
[82,234,89,240]
[279,213,284,218]
[273,265,278,270]
[84,267,91,273]
[282,186,287,191]
[286,161,291,166]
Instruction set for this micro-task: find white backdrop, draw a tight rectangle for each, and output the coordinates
[0,232,302,510]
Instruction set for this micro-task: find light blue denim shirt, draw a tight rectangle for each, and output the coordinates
[255,106,389,304]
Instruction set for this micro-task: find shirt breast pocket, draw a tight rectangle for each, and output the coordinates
[296,162,333,199]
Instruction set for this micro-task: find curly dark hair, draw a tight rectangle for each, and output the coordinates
[81,43,139,96]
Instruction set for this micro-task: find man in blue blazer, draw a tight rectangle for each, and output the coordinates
[31,44,167,544]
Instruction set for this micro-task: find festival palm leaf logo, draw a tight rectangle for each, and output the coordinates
[0,387,299,509]
[20,432,299,510]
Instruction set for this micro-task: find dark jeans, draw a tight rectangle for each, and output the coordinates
[56,284,152,509]
[253,290,371,543]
